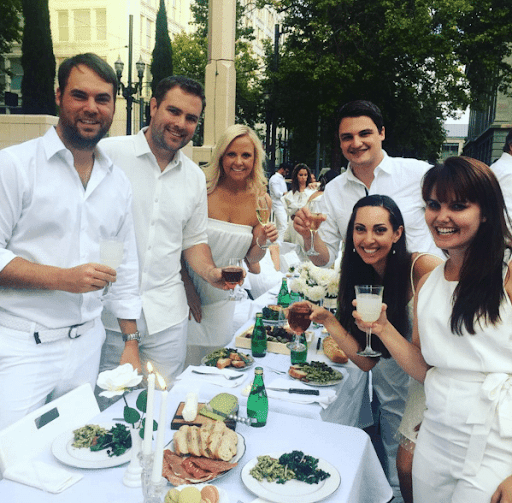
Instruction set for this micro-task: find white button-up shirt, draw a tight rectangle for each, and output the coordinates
[100,128,208,334]
[491,152,512,221]
[0,127,141,328]
[320,151,442,265]
[269,172,288,209]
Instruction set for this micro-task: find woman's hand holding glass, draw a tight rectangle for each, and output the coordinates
[221,258,246,301]
[256,196,273,249]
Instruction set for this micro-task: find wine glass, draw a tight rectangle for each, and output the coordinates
[256,195,272,249]
[100,239,124,293]
[221,258,245,301]
[286,302,312,364]
[355,285,384,357]
[306,199,325,257]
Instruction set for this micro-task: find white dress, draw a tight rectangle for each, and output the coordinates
[282,188,315,246]
[413,258,512,502]
[186,218,253,351]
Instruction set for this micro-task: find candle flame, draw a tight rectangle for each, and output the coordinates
[147,361,154,373]
[155,372,166,390]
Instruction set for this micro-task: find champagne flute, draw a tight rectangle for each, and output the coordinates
[100,238,124,293]
[355,285,384,357]
[256,195,272,249]
[221,258,244,301]
[306,199,325,257]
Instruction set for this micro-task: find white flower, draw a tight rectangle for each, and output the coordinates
[97,363,143,398]
[325,280,339,297]
[305,285,325,302]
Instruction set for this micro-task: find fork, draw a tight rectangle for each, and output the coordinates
[266,367,287,375]
[191,370,243,380]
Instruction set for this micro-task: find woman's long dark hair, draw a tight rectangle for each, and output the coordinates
[422,156,512,335]
[337,195,411,358]
[290,163,312,193]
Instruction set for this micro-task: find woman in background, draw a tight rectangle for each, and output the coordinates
[184,125,277,364]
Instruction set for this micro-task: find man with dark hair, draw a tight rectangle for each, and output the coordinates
[491,129,512,219]
[294,99,441,266]
[98,75,226,388]
[0,53,141,429]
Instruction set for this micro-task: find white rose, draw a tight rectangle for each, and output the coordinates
[97,363,143,398]
[306,285,325,302]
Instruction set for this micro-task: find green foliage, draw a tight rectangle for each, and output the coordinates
[257,0,512,166]
[151,0,173,95]
[0,0,22,56]
[21,0,56,115]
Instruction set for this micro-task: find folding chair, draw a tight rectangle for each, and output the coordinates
[0,383,99,476]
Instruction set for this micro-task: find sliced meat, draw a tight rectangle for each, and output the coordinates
[182,457,210,479]
[188,456,238,473]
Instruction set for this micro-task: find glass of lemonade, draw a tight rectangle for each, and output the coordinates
[355,285,384,357]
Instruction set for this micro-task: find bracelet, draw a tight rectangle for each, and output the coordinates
[122,331,141,342]
[256,236,264,250]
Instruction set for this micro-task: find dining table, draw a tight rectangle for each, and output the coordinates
[0,384,392,503]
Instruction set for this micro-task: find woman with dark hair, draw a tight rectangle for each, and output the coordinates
[283,163,315,246]
[305,194,441,503]
[357,157,512,502]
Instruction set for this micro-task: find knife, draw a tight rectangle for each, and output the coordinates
[267,387,320,395]
[316,337,322,354]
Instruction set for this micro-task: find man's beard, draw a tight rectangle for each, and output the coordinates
[60,120,110,150]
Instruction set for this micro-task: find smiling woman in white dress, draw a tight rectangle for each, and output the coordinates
[183,125,278,364]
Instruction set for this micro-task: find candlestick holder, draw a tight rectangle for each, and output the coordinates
[144,476,167,503]
[139,452,154,500]
[123,427,143,487]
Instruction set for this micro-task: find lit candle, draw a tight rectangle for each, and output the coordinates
[143,363,155,456]
[150,373,169,484]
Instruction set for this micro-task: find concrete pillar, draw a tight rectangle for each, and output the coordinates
[193,0,236,165]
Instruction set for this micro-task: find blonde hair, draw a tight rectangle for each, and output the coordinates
[204,124,267,195]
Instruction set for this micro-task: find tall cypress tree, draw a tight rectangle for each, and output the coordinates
[151,0,173,95]
[21,0,56,115]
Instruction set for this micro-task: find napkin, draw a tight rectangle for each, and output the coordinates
[4,460,83,493]
[266,377,337,409]
[174,365,248,388]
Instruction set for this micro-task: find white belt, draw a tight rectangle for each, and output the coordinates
[435,368,512,476]
[0,312,95,344]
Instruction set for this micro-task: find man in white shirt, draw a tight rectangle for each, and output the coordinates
[491,129,512,219]
[294,100,441,265]
[99,76,227,387]
[0,53,141,430]
[268,164,289,240]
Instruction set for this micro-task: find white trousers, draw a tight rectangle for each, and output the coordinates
[99,315,188,387]
[273,205,288,242]
[0,318,105,431]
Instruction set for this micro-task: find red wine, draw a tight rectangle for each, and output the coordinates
[288,306,312,333]
[222,266,243,285]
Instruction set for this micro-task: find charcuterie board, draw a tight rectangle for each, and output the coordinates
[170,402,236,431]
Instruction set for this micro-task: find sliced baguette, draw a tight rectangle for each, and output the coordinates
[186,425,202,457]
[173,424,189,456]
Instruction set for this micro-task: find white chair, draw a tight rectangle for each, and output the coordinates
[0,383,99,476]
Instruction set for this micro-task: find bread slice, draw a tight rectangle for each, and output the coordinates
[187,426,202,457]
[215,432,237,461]
[199,421,216,458]
[173,425,189,456]
[216,358,232,369]
[288,365,307,380]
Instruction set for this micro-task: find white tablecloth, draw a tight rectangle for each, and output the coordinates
[0,390,392,503]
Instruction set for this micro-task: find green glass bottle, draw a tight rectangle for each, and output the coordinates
[251,313,267,357]
[277,278,291,307]
[247,367,268,427]
[299,332,308,349]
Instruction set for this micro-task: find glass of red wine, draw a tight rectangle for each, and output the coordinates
[287,302,312,363]
[222,258,245,301]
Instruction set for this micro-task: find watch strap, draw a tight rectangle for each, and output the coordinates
[122,331,141,342]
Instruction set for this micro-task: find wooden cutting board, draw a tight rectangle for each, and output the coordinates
[170,402,236,431]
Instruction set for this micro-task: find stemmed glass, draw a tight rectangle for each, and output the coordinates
[256,195,272,249]
[286,302,312,364]
[100,239,124,293]
[306,199,325,257]
[355,285,384,357]
[221,258,245,301]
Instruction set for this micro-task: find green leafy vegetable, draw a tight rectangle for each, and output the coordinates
[89,423,132,457]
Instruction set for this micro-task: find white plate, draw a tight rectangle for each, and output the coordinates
[52,422,132,469]
[165,432,246,484]
[172,483,230,503]
[201,350,255,372]
[241,452,341,503]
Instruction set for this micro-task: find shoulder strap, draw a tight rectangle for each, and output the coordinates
[410,252,435,296]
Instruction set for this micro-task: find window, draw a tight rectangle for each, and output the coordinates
[146,19,152,50]
[74,9,91,41]
[58,11,69,42]
[9,58,23,94]
[96,9,106,41]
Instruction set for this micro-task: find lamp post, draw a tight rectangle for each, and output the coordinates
[114,15,145,135]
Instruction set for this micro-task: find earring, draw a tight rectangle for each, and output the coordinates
[353,248,356,253]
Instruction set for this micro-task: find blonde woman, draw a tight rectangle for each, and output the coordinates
[184,125,278,363]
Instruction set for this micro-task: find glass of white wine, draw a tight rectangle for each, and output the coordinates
[256,195,272,249]
[355,285,384,357]
[99,239,124,293]
[306,199,325,257]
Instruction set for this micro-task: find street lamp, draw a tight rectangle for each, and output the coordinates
[114,15,146,135]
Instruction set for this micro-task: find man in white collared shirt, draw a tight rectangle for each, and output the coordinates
[269,164,289,240]
[491,129,512,220]
[99,76,226,387]
[0,53,141,430]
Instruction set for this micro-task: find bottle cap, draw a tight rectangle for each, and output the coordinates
[255,312,263,318]
[255,367,263,375]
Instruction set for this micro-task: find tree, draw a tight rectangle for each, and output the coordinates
[21,0,56,115]
[0,0,22,66]
[257,0,512,167]
[151,0,173,95]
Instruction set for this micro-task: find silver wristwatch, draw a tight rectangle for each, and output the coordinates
[122,331,141,343]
